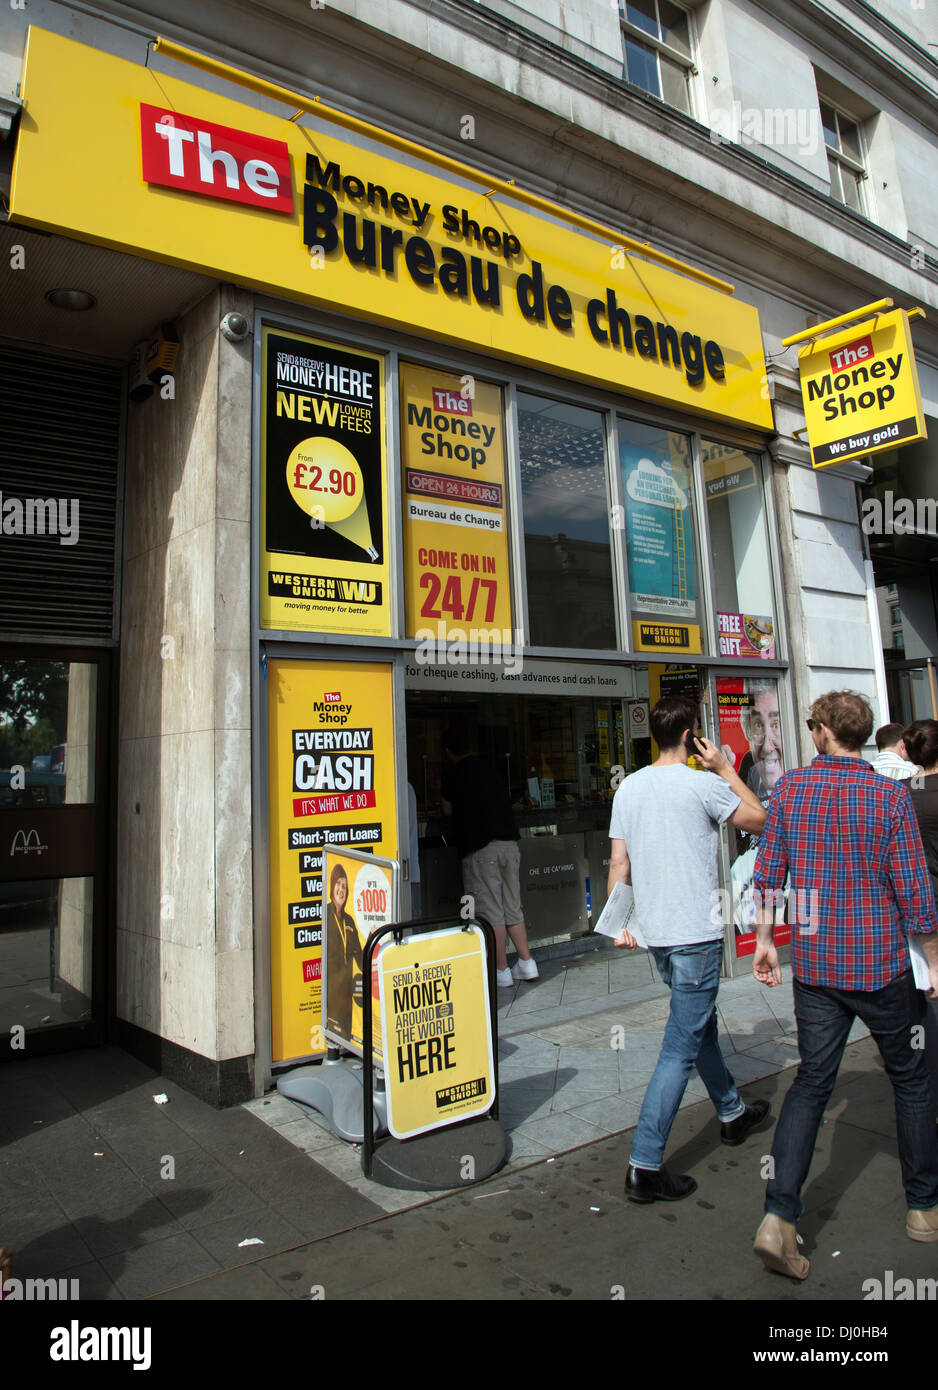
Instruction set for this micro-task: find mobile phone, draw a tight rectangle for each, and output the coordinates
[685,729,700,756]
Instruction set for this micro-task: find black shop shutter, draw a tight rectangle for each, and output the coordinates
[0,343,122,641]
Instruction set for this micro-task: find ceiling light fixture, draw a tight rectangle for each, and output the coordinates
[45,288,96,311]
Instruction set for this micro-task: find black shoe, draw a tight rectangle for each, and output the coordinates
[721,1100,770,1147]
[625,1164,697,1203]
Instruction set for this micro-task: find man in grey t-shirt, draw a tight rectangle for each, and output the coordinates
[608,693,770,1204]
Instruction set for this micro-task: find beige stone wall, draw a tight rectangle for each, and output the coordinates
[117,285,254,1063]
[57,661,97,998]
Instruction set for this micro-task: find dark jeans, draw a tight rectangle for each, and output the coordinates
[766,969,938,1222]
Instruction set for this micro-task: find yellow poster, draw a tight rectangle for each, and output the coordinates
[322,847,397,1059]
[378,926,495,1139]
[268,659,397,1064]
[400,363,512,642]
[260,327,390,634]
[797,308,927,469]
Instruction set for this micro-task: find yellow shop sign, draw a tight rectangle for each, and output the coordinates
[11,27,773,431]
[797,309,927,469]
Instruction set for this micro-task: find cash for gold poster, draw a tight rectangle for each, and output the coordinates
[260,327,390,634]
[400,362,512,639]
[268,659,397,1065]
[322,847,398,1061]
[378,926,495,1140]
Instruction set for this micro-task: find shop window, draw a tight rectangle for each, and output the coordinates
[618,0,695,115]
[702,441,776,658]
[618,419,703,651]
[517,393,617,651]
[818,98,867,214]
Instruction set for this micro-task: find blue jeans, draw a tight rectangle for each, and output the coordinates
[629,941,744,1170]
[766,969,938,1222]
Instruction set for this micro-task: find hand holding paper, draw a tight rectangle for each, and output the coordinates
[594,881,647,950]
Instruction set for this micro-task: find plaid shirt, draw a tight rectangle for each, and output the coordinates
[753,754,937,991]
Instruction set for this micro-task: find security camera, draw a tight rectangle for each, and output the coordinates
[220,312,251,343]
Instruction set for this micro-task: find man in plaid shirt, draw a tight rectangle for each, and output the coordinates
[751,690,938,1280]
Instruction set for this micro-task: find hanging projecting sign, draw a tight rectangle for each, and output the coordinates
[11,28,773,431]
[267,659,397,1065]
[400,362,512,643]
[378,925,495,1139]
[260,327,390,634]
[798,309,927,469]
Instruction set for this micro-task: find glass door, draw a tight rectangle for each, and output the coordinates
[0,651,110,1055]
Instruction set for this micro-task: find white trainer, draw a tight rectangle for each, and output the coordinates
[511,956,539,982]
[496,968,514,987]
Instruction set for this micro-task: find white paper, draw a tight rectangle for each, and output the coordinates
[909,936,933,992]
[593,881,647,949]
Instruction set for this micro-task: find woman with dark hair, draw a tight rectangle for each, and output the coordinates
[901,718,938,1120]
[325,862,362,1045]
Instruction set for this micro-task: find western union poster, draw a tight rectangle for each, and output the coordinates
[268,659,397,1064]
[378,925,495,1139]
[400,362,512,640]
[260,327,391,634]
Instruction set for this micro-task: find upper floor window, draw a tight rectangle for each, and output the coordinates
[819,100,867,214]
[619,0,695,115]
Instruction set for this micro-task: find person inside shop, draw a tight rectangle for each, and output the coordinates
[439,727,538,987]
[325,862,363,1043]
[873,722,918,780]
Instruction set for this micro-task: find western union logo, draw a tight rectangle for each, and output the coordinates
[638,623,689,648]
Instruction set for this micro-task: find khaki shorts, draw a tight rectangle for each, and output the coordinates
[462,840,523,929]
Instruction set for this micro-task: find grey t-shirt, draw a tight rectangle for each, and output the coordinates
[608,764,740,946]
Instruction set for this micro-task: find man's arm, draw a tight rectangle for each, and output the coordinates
[752,794,788,987]
[607,838,637,951]
[693,736,767,835]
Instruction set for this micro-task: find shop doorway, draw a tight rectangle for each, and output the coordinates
[404,664,713,947]
[0,651,111,1057]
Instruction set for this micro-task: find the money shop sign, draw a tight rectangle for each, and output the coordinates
[261,328,389,634]
[12,28,772,431]
[400,362,512,640]
[378,926,495,1139]
[798,308,927,469]
[268,659,397,1064]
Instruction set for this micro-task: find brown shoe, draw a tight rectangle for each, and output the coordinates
[907,1208,938,1243]
[753,1214,810,1280]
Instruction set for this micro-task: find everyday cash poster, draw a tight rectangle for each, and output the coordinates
[260,327,391,634]
[268,659,397,1064]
